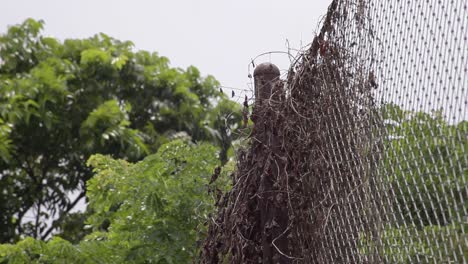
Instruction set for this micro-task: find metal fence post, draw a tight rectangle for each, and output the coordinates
[253,62,291,264]
[254,62,280,104]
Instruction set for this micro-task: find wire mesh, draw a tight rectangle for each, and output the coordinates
[201,0,466,263]
[367,0,466,262]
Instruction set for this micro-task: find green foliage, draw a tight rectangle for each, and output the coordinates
[0,236,99,264]
[0,140,223,263]
[54,212,91,245]
[0,18,44,74]
[204,99,243,163]
[381,103,467,226]
[0,119,12,163]
[80,100,149,158]
[359,223,467,263]
[379,224,467,263]
[0,18,241,242]
[85,140,219,262]
[362,103,468,262]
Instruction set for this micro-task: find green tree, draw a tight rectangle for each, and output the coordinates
[0,118,12,162]
[0,19,241,243]
[370,103,467,262]
[0,140,229,263]
[381,103,466,227]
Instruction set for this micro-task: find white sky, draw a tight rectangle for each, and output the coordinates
[1,0,331,102]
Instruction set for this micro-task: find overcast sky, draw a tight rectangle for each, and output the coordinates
[1,0,330,101]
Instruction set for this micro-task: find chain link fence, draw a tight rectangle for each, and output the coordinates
[366,0,466,262]
[202,0,466,263]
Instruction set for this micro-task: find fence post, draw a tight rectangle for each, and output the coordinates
[253,63,291,264]
[254,62,280,104]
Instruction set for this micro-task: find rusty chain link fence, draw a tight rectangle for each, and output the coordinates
[201,0,466,263]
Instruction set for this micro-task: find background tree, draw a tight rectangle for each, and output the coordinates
[381,103,466,227]
[0,140,232,263]
[0,19,241,243]
[363,103,467,262]
[0,118,12,163]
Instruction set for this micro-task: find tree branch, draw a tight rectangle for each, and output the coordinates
[40,190,86,240]
[34,196,42,239]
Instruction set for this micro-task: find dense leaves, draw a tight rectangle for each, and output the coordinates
[0,19,241,242]
[0,119,12,162]
[375,103,467,262]
[85,141,220,262]
[0,140,228,263]
[381,104,466,227]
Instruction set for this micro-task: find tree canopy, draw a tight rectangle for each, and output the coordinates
[0,18,241,243]
[0,140,233,263]
[368,103,467,262]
